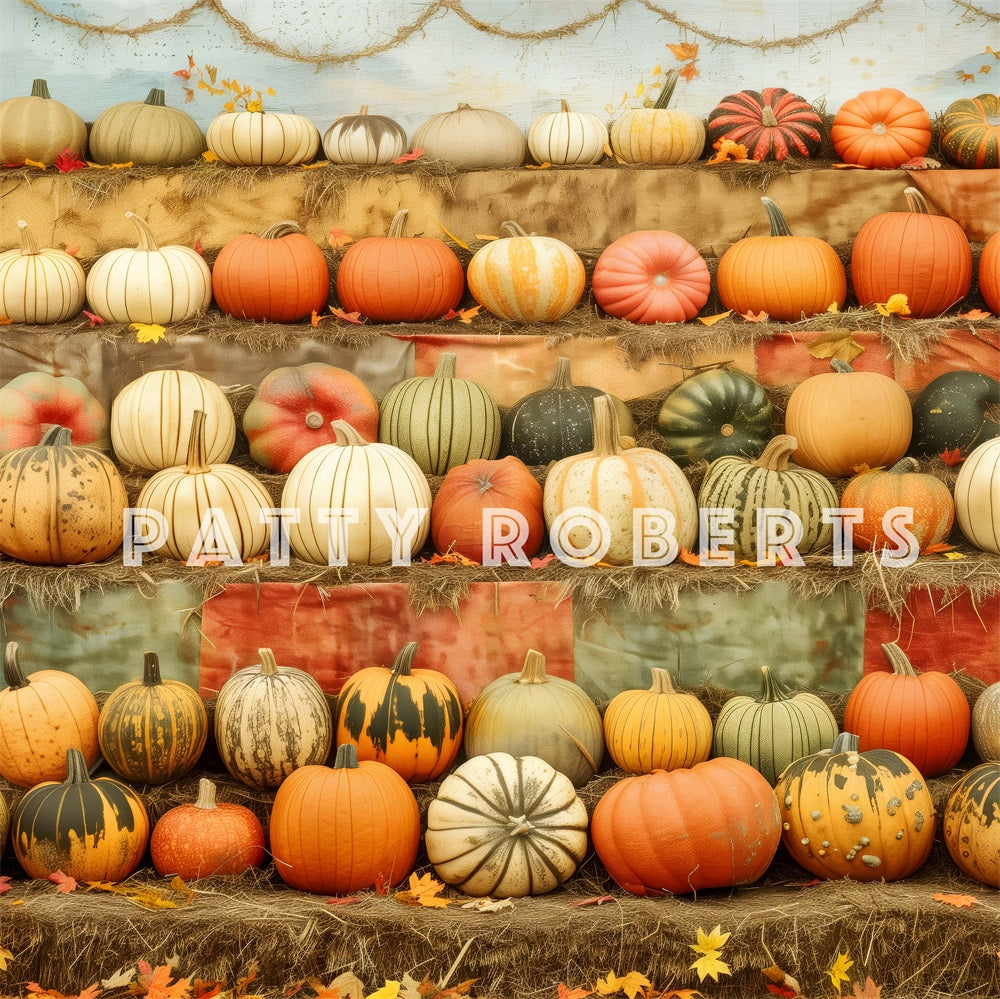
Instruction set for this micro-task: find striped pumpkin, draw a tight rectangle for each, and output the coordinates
[322,105,407,165]
[206,109,320,166]
[214,647,333,789]
[697,433,839,562]
[378,352,501,476]
[609,70,705,165]
[98,651,208,784]
[527,100,607,166]
[712,665,839,786]
[943,762,1000,886]
[708,87,822,161]
[0,219,86,324]
[941,94,1000,169]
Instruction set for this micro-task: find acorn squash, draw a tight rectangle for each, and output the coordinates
[909,370,1000,457]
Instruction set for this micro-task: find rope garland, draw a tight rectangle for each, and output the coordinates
[951,0,1000,21]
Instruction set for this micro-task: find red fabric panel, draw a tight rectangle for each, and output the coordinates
[892,328,1000,393]
[753,331,893,389]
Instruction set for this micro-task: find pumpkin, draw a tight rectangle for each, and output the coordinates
[111,368,236,472]
[0,792,7,862]
[657,366,773,467]
[335,209,465,322]
[410,103,526,169]
[466,221,586,323]
[12,747,150,882]
[908,370,1000,457]
[0,219,86,324]
[463,648,604,788]
[150,777,266,879]
[602,668,713,775]
[0,371,109,454]
[502,356,634,466]
[430,455,545,564]
[334,641,464,783]
[206,108,320,166]
[378,352,501,476]
[242,361,379,473]
[98,651,209,784]
[214,647,334,789]
[283,420,432,565]
[0,425,127,565]
[830,87,932,168]
[941,93,1000,169]
[954,436,1000,554]
[0,79,87,166]
[591,229,710,324]
[322,105,407,165]
[591,757,782,896]
[88,87,207,166]
[773,732,936,881]
[716,196,847,321]
[609,69,705,165]
[840,457,955,555]
[843,642,970,777]
[784,359,912,477]
[269,743,420,894]
[979,230,1000,314]
[712,665,839,786]
[943,763,1000,887]
[135,410,272,564]
[0,641,100,787]
[425,751,588,897]
[212,220,330,323]
[707,88,823,161]
[543,395,698,566]
[527,100,607,166]
[850,187,973,319]
[972,682,1000,761]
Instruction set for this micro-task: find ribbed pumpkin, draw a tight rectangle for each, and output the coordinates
[98,651,209,785]
[111,369,236,472]
[784,359,912,477]
[0,425,127,565]
[712,665,839,786]
[716,196,847,321]
[831,87,931,168]
[214,647,334,789]
[908,370,1000,457]
[527,100,607,166]
[707,87,823,161]
[851,187,972,319]
[609,70,705,165]
[88,87,207,166]
[269,743,420,894]
[840,458,955,555]
[980,231,1000,314]
[697,434,839,562]
[972,682,1000,761]
[335,209,465,323]
[283,420,431,565]
[212,221,330,323]
[0,371,108,454]
[425,751,589,897]
[953,436,1000,554]
[773,732,936,881]
[844,642,970,777]
[602,668,713,775]
[206,108,320,166]
[591,757,782,896]
[464,649,604,788]
[0,219,86,324]
[322,105,407,165]
[135,410,273,563]
[0,79,87,166]
[467,222,586,323]
[591,229,710,324]
[334,641,463,783]
[0,793,7,862]
[13,747,150,882]
[944,764,1000,887]
[543,395,698,566]
[0,641,99,787]
[85,212,213,325]
[657,367,773,467]
[378,352,501,476]
[410,103,526,169]
[150,777,266,879]
[940,94,1000,169]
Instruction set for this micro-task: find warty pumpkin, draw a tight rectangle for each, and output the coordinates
[708,87,823,161]
[0,79,87,166]
[0,219,86,324]
[322,105,407,165]
[940,93,1000,169]
[206,108,320,166]
[953,435,1000,554]
[527,100,607,166]
[830,87,931,168]
[0,371,109,454]
[410,103,526,169]
[943,762,1000,887]
[609,70,705,165]
[972,681,1000,761]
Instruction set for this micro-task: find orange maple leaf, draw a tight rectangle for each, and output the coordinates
[144,965,192,999]
[396,871,452,908]
[679,547,702,566]
[48,870,77,893]
[707,138,748,165]
[328,228,353,248]
[27,985,101,999]
[557,986,593,999]
[526,161,552,170]
[427,550,479,567]
[922,541,958,554]
[957,308,992,320]
[933,891,977,908]
[740,309,768,323]
[940,447,965,466]
[678,62,699,82]
[850,978,882,999]
[394,147,424,164]
[667,42,699,62]
[442,305,481,324]
[697,310,733,326]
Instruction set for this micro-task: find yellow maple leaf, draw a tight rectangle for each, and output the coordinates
[594,970,651,998]
[634,82,646,100]
[0,945,11,970]
[688,925,732,982]
[365,982,401,999]
[826,300,841,313]
[301,160,330,170]
[933,891,977,908]
[201,149,220,162]
[525,161,551,170]
[667,41,699,62]
[874,293,910,317]
[828,951,854,992]
[395,871,451,908]
[806,330,865,363]
[131,322,167,344]
[697,310,733,326]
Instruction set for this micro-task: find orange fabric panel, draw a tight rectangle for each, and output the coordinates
[906,172,1000,244]
[753,331,893,389]
[892,328,1000,393]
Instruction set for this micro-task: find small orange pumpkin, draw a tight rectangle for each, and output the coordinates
[831,88,931,168]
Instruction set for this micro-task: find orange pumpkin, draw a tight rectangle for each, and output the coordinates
[980,230,1000,315]
[0,371,109,454]
[943,762,1000,887]
[830,87,931,168]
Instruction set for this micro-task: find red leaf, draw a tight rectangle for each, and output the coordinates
[569,894,614,907]
[0,875,12,894]
[394,148,424,164]
[530,553,555,568]
[326,896,361,905]
[83,310,105,327]
[48,870,77,893]
[940,447,964,466]
[54,148,87,173]
[766,986,798,998]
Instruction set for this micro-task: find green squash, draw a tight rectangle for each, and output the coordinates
[909,370,1000,457]
[658,367,773,466]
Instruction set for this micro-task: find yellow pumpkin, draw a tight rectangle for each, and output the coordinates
[609,70,705,165]
[0,79,87,165]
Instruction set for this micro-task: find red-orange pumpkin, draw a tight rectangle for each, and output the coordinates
[980,230,1000,315]
[708,87,823,161]
[0,372,109,454]
[831,88,931,168]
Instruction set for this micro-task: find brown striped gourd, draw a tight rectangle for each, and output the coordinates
[973,681,1000,761]
[0,220,87,324]
[943,763,1000,887]
[322,105,407,165]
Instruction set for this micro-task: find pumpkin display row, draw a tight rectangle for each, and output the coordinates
[2,78,999,171]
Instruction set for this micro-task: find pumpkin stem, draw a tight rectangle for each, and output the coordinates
[433,352,458,380]
[144,88,167,107]
[16,220,40,256]
[193,777,219,810]
[387,209,410,239]
[39,425,71,446]
[547,357,575,391]
[184,410,210,472]
[507,815,535,836]
[758,665,789,702]
[761,197,793,237]
[501,221,530,239]
[880,641,918,677]
[30,79,53,100]
[830,359,854,374]
[832,732,860,754]
[887,457,920,475]
[903,187,931,215]
[559,99,571,113]
[125,212,160,253]
[3,641,29,691]
[590,395,623,456]
[517,648,549,684]
[391,641,419,677]
[260,221,304,240]
[334,743,360,769]
[358,105,370,116]
[64,747,90,784]
[647,668,678,694]
[257,647,280,676]
[141,651,164,687]
[755,434,798,471]
[653,69,681,110]
[304,411,324,429]
[330,419,368,446]
[761,106,779,128]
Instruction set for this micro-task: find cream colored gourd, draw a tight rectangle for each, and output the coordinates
[463,649,604,788]
[425,751,589,897]
[955,437,1000,554]
[111,369,236,472]
[135,410,272,563]
[411,103,526,169]
[207,109,320,166]
[85,213,212,324]
[282,420,432,565]
[0,79,87,165]
[527,100,608,165]
[0,220,86,324]
[610,70,705,165]
[322,105,407,165]
[972,682,1000,761]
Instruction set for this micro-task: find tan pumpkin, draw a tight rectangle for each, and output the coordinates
[527,100,608,166]
[609,70,705,165]
[954,437,1000,554]
[972,682,1000,761]
[0,220,86,324]
[0,79,87,166]
[943,763,1000,887]
[411,103,526,169]
[206,109,320,166]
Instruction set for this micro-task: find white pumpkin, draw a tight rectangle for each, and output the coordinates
[527,100,608,166]
[954,436,1000,554]
[0,220,86,324]
[206,109,321,166]
[411,103,526,169]
[322,105,406,165]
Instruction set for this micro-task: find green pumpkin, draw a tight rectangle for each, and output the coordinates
[658,367,773,466]
[909,370,1000,457]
